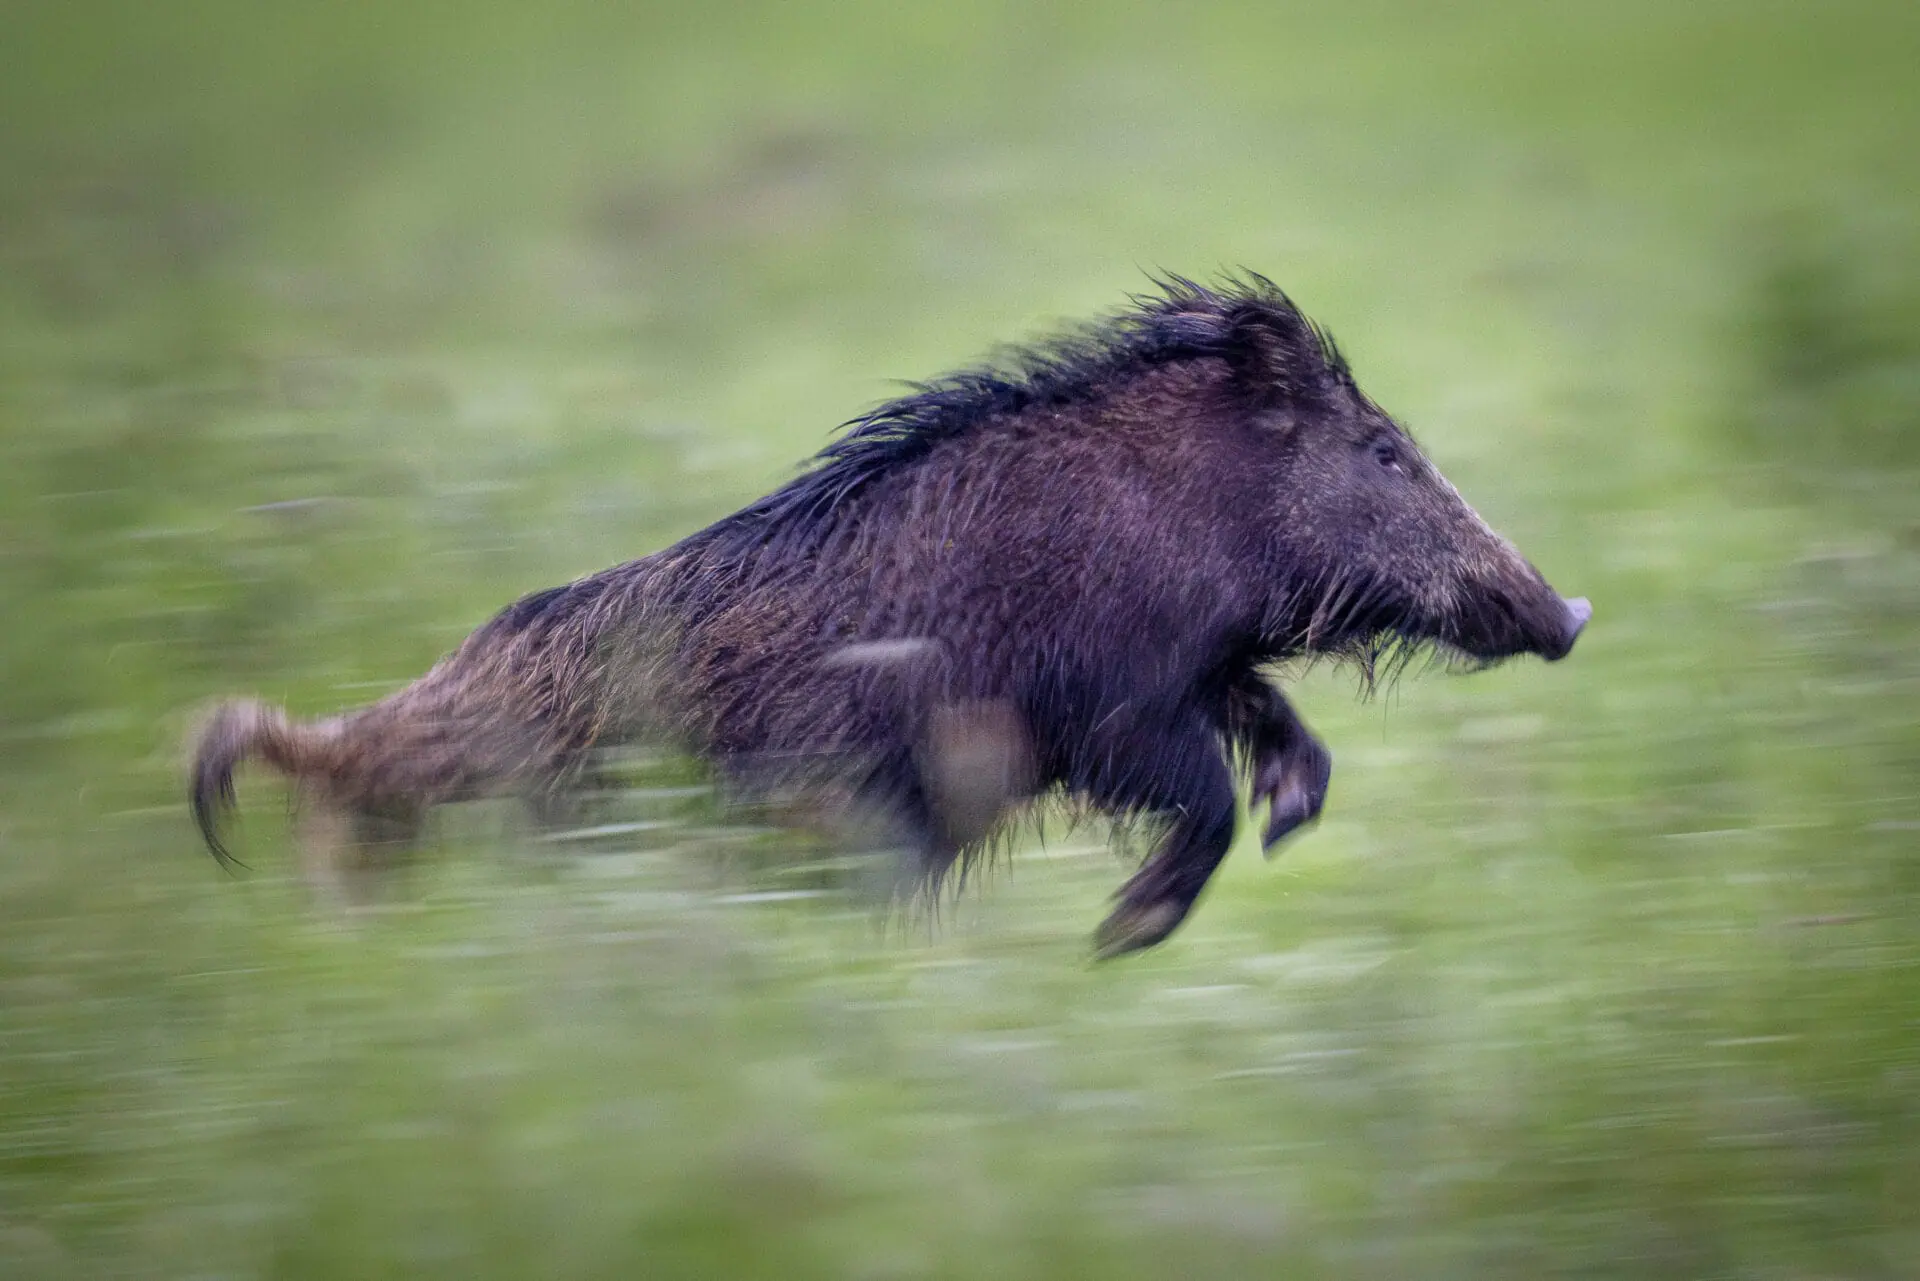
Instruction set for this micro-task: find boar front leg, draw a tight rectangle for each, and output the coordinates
[1224,675,1332,855]
[1086,711,1239,960]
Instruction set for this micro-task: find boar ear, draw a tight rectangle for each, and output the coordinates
[1217,299,1342,408]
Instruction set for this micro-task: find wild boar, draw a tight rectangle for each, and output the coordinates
[191,274,1589,955]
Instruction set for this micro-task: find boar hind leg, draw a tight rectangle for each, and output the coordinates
[295,791,423,908]
[524,766,593,836]
[1089,717,1239,960]
[1226,678,1332,855]
[913,699,1039,890]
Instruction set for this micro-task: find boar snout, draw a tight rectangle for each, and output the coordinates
[1441,572,1591,665]
[1540,595,1592,662]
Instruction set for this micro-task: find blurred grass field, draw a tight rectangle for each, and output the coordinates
[2,2,1918,1277]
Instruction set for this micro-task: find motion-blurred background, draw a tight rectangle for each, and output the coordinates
[2,2,1917,1277]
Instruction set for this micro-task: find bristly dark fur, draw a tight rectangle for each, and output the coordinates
[718,273,1349,553]
[185,270,1586,956]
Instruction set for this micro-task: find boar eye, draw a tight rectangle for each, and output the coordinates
[1370,438,1402,472]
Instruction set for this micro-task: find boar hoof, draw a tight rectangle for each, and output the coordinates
[1092,898,1190,961]
[1253,741,1332,856]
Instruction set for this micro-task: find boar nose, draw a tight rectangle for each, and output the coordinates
[1546,596,1592,661]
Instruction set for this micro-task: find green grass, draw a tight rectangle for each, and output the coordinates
[2,2,1918,1276]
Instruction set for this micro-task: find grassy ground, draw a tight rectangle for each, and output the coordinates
[2,2,1918,1277]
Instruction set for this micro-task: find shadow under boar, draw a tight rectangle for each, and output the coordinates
[190,274,1589,956]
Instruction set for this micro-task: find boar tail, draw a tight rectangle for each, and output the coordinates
[188,699,334,870]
